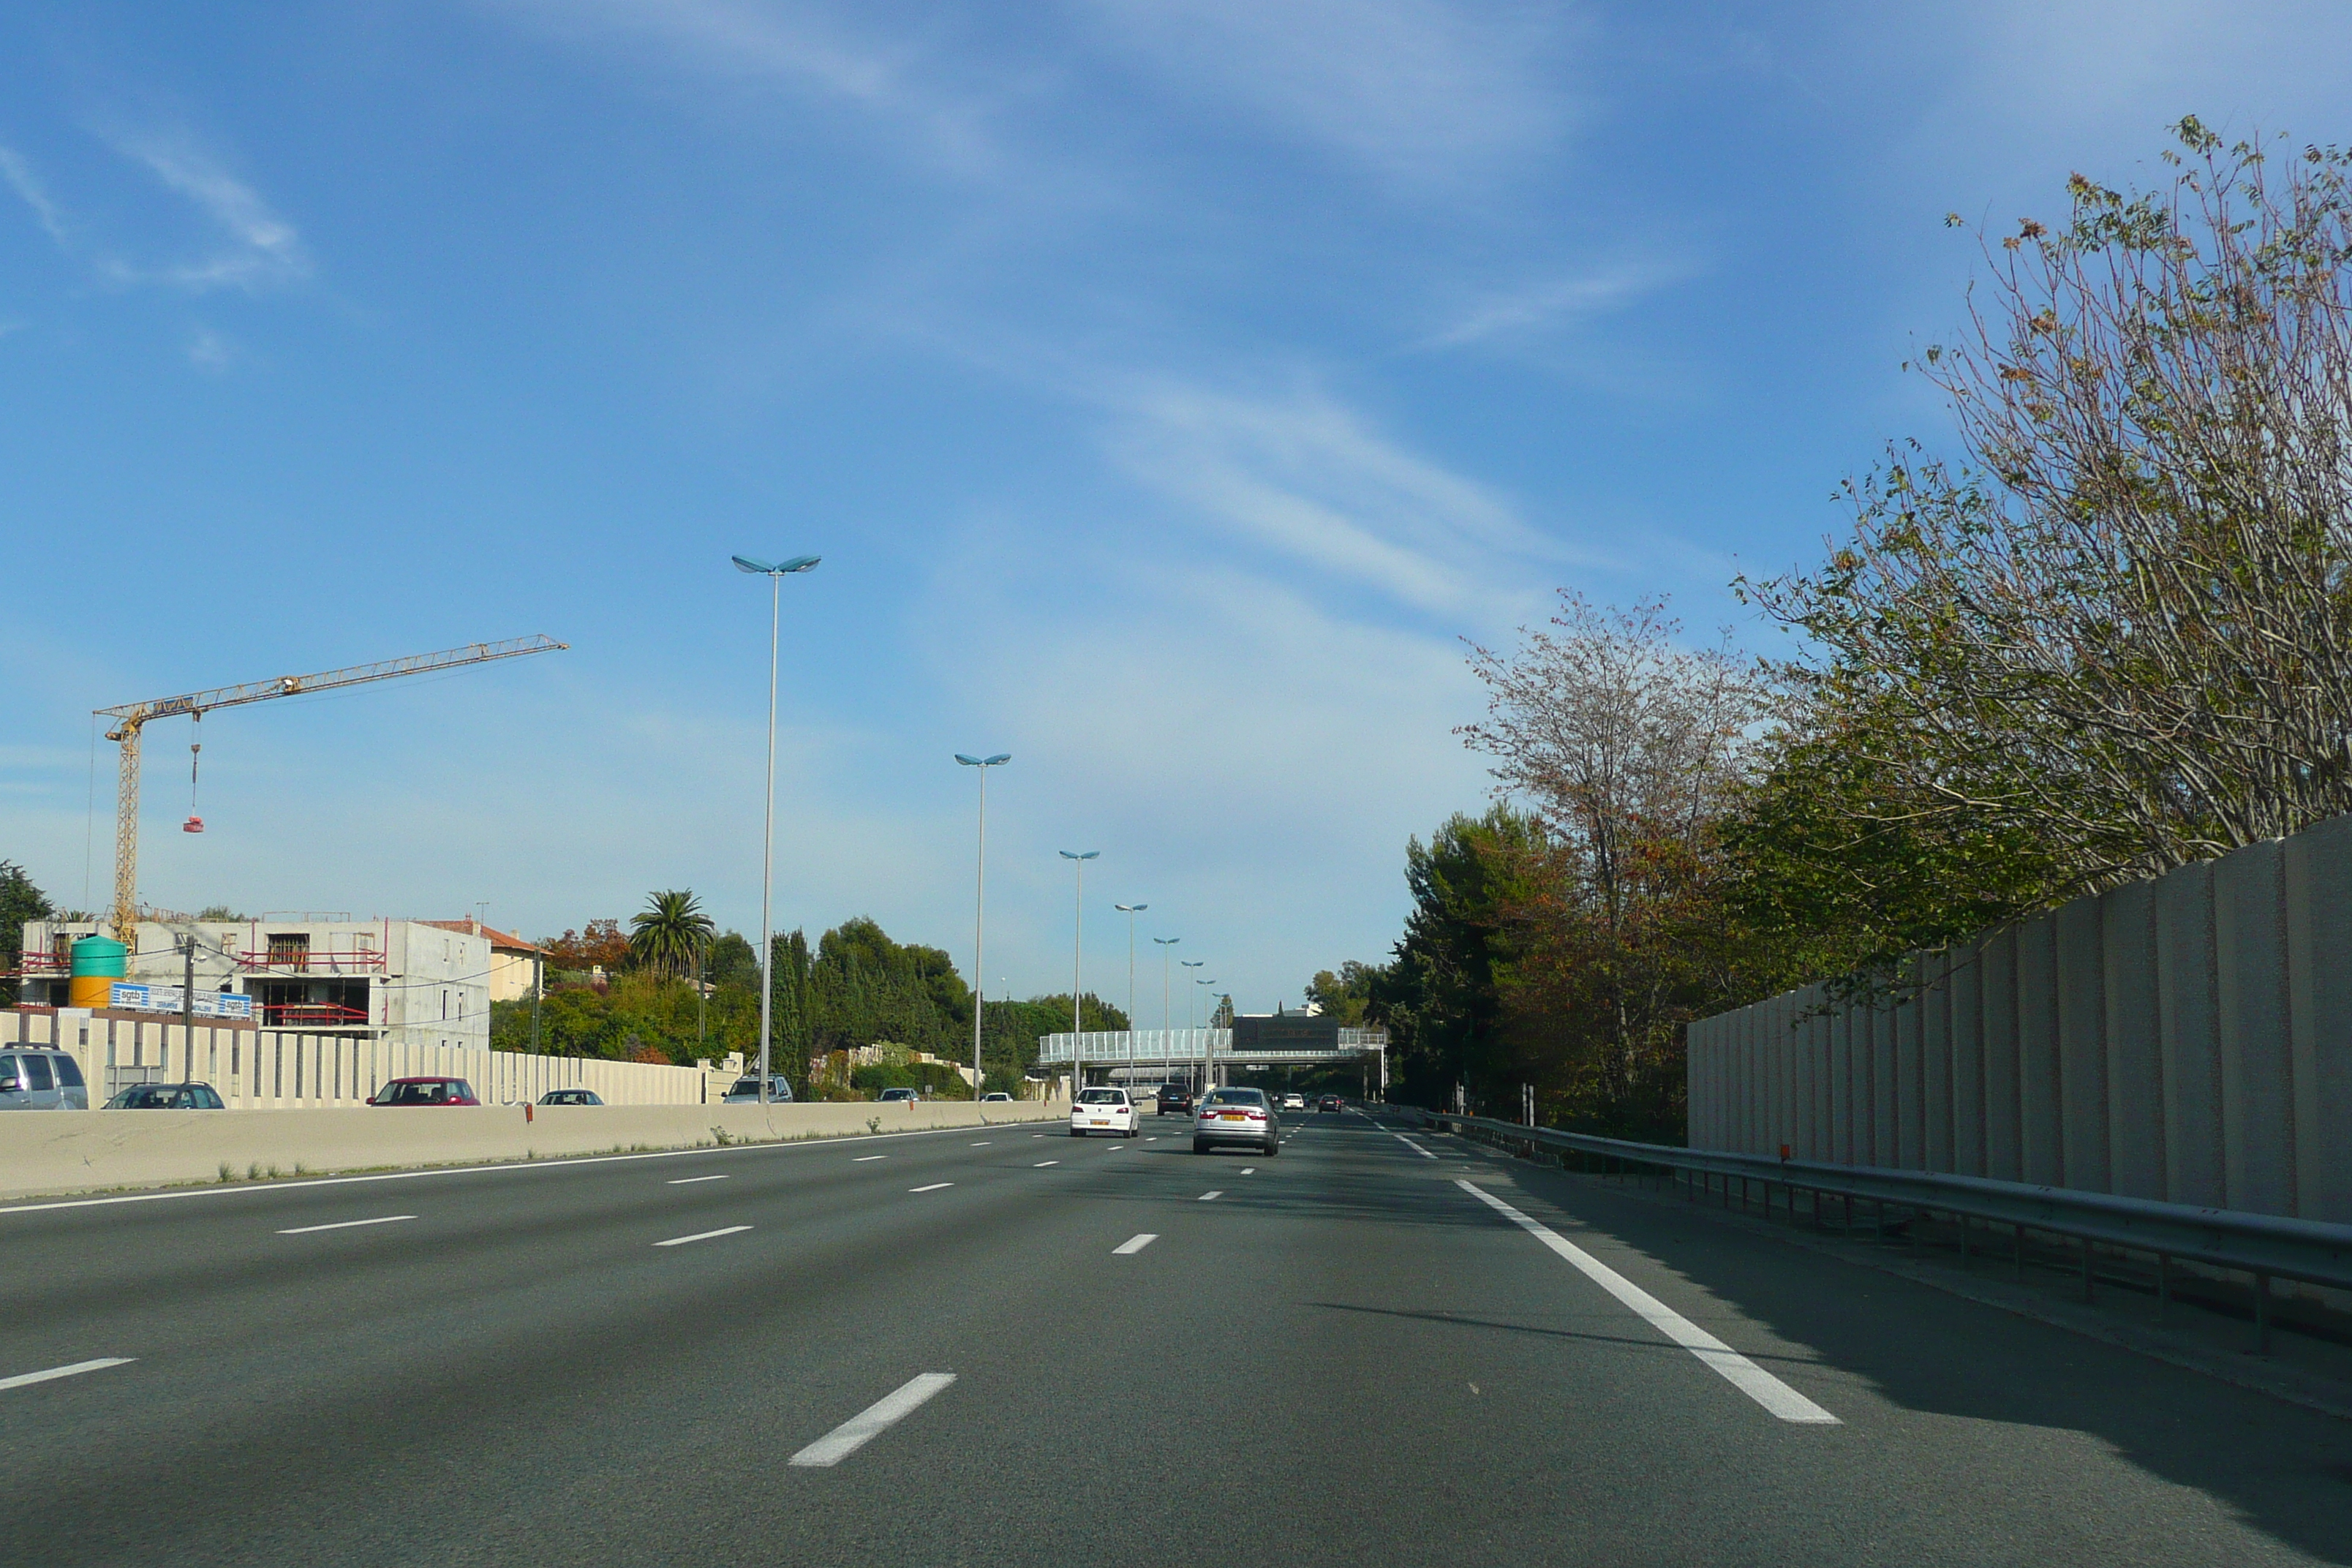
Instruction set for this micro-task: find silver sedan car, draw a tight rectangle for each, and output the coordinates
[1193,1086,1279,1156]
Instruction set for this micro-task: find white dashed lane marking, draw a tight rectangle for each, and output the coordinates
[667,1175,729,1186]
[1198,1191,1222,1202]
[655,1225,752,1248]
[0,1358,135,1393]
[277,1215,416,1235]
[1113,1234,1158,1254]
[910,1183,954,1193]
[788,1373,958,1468]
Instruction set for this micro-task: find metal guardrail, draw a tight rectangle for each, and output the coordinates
[1398,1109,2352,1352]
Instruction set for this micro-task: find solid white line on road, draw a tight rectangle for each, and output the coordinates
[0,1357,135,1393]
[655,1225,753,1248]
[1454,1180,1839,1425]
[853,1156,889,1162]
[970,1142,992,1147]
[667,1175,730,1186]
[1239,1167,1255,1175]
[1199,1191,1222,1201]
[1393,1134,1437,1159]
[276,1215,416,1235]
[910,1183,954,1193]
[1145,1137,1159,1142]
[788,1373,957,1467]
[1114,1234,1158,1254]
[1034,1160,1060,1167]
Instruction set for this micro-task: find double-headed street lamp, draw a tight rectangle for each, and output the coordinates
[1059,849,1098,1096]
[1114,902,1146,1088]
[956,753,1011,1103]
[733,551,821,1107]
[1151,935,1180,1085]
[1180,959,1204,1091]
[1195,977,1219,1090]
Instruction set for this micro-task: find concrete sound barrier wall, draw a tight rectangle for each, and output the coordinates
[0,1098,1063,1202]
[1686,811,2352,1223]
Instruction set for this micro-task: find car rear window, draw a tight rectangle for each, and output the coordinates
[1077,1089,1125,1104]
[1204,1088,1264,1106]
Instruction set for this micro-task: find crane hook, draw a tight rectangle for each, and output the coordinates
[183,712,205,834]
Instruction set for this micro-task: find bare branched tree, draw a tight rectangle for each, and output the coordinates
[1756,120,2352,892]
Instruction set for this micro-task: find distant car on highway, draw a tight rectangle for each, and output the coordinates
[721,1075,795,1104]
[1071,1086,1139,1137]
[102,1082,225,1109]
[878,1087,920,1105]
[0,1048,89,1111]
[368,1077,480,1107]
[1156,1084,1193,1116]
[1194,1086,1278,1156]
[1281,1091,1306,1110]
[537,1088,603,1107]
[979,1091,1014,1103]
[1319,1094,1343,1112]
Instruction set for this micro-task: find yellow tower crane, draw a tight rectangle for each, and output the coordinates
[96,635,568,940]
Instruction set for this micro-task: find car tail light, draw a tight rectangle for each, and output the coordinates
[1245,1110,1267,1121]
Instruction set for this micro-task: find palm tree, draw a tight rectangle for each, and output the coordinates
[629,889,715,979]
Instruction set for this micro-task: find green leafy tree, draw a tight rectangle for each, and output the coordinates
[0,861,53,1006]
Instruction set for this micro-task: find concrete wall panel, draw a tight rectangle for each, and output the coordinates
[1870,995,1896,1167]
[1982,924,2022,1182]
[1923,949,1953,1172]
[1895,960,1925,1169]
[2016,913,2064,1186]
[2101,878,2166,1201]
[2286,815,2352,1223]
[1949,941,1986,1177]
[2055,894,2112,1193]
[2215,840,2298,1215]
[2155,860,2225,1207]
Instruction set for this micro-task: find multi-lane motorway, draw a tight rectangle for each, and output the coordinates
[4,1107,2348,1566]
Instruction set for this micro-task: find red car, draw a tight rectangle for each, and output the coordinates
[368,1076,480,1107]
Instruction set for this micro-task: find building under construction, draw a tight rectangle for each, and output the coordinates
[18,917,497,1052]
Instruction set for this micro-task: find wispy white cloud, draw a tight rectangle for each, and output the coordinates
[486,0,998,170]
[101,134,309,291]
[1073,0,1572,184]
[1106,382,1589,617]
[1420,259,1691,350]
[0,145,67,243]
[185,325,235,372]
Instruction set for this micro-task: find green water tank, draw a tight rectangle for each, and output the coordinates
[68,936,127,977]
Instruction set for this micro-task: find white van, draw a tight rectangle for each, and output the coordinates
[0,1048,90,1110]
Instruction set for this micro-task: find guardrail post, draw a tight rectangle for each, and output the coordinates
[2081,1237,2095,1303]
[2253,1273,2272,1355]
[2156,1254,2169,1321]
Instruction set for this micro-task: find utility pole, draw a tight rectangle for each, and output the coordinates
[733,553,821,1106]
[1115,903,1145,1091]
[1058,850,1098,1097]
[181,934,195,1080]
[957,753,1011,1101]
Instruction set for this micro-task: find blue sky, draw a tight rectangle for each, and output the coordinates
[3,1,2346,1017]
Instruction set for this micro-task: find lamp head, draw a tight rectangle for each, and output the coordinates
[732,555,773,574]
[985,753,1011,766]
[733,554,821,576]
[1059,850,1099,861]
[1116,902,1146,913]
[954,754,981,766]
[779,555,821,573]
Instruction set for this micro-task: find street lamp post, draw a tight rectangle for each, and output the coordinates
[1114,902,1145,1090]
[1180,959,1204,1092]
[1196,979,1218,1090]
[733,552,821,1107]
[956,753,1011,1102]
[1151,936,1179,1088]
[1058,850,1098,1097]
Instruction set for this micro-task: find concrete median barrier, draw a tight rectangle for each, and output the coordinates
[0,1099,1067,1202]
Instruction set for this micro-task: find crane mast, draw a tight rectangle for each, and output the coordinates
[97,634,566,941]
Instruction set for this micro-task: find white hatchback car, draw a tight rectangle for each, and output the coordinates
[1070,1087,1139,1137]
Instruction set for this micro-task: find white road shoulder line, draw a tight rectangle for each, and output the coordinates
[1034,1160,1059,1167]
[1113,1233,1158,1254]
[1198,1191,1222,1201]
[789,1373,957,1467]
[277,1215,416,1235]
[910,1183,954,1193]
[1392,1133,1437,1159]
[667,1174,730,1186]
[655,1224,753,1248]
[852,1156,889,1162]
[1454,1180,1838,1425]
[0,1357,135,1392]
[970,1142,992,1147]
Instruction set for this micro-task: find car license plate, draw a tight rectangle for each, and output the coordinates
[1218,1112,1244,1120]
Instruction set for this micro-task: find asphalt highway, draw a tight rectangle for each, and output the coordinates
[4,1107,2350,1567]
